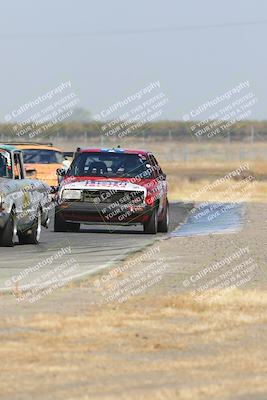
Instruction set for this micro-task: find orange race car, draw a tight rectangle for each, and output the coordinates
[4,143,68,187]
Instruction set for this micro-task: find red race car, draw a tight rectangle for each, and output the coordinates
[55,147,169,234]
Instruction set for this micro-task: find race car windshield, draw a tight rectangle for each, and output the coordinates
[0,151,12,178]
[23,149,63,164]
[68,152,155,178]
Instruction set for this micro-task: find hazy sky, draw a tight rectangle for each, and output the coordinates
[0,0,267,121]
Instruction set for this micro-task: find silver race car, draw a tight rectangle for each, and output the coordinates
[0,145,51,247]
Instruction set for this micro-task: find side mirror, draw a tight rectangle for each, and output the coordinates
[26,168,37,179]
[56,168,66,177]
[50,186,58,194]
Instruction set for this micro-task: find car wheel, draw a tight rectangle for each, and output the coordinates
[158,201,169,233]
[18,209,42,245]
[143,208,158,234]
[0,210,17,247]
[54,211,80,232]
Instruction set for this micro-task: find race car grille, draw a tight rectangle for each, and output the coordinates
[82,190,145,205]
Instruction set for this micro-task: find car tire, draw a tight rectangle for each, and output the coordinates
[54,211,80,232]
[18,209,42,245]
[158,201,169,233]
[0,210,17,247]
[143,208,158,234]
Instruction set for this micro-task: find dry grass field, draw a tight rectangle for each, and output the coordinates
[163,160,267,202]
[1,288,267,399]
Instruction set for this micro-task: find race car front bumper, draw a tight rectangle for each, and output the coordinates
[55,201,153,225]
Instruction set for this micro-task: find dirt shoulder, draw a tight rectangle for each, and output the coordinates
[1,202,267,400]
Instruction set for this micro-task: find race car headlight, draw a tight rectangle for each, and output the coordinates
[62,189,82,200]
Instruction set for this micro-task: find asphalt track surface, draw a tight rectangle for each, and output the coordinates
[0,202,191,292]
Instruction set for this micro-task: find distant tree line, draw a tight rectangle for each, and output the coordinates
[0,120,266,142]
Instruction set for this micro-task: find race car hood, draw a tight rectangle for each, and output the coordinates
[24,163,62,187]
[59,177,150,197]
